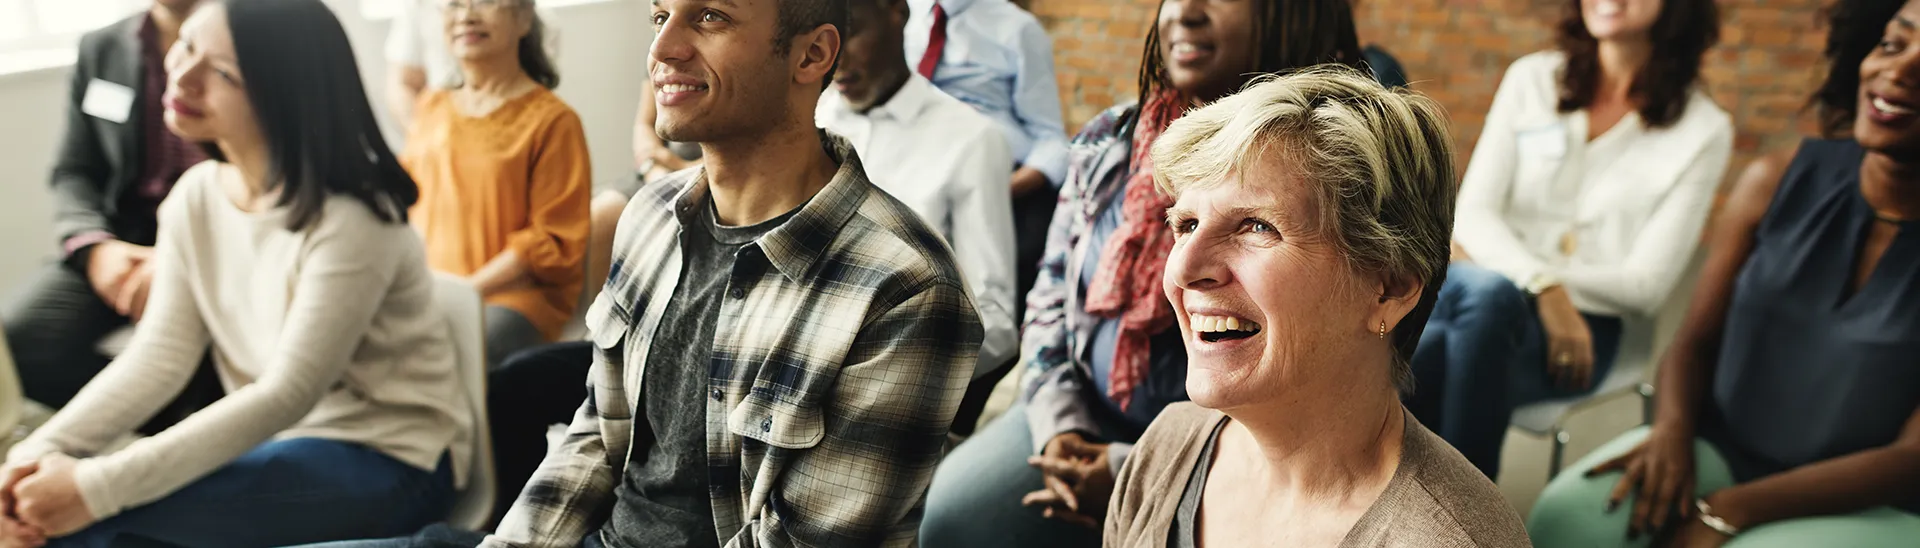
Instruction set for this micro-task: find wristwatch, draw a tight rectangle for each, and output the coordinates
[1523,272,1562,297]
[1695,499,1742,536]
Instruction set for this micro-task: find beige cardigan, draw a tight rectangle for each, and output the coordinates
[1106,403,1532,548]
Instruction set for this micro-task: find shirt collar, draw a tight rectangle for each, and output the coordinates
[913,0,983,16]
[662,131,872,282]
[825,74,941,127]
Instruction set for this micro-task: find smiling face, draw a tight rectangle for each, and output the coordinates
[443,0,534,62]
[649,0,811,143]
[1857,0,1920,155]
[162,3,259,147]
[1580,0,1662,41]
[1161,152,1393,412]
[1157,0,1258,101]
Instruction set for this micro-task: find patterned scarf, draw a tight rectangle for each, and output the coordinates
[1084,91,1187,412]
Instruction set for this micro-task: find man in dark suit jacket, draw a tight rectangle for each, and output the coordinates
[2,0,218,424]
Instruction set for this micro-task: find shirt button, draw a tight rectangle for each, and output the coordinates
[710,388,724,401]
[761,417,773,432]
[729,286,747,300]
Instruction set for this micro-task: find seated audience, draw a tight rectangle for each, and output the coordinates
[918,1,1367,546]
[406,0,591,368]
[1105,66,1530,548]
[1528,0,1920,545]
[1410,0,1732,478]
[818,0,1019,383]
[904,0,1067,337]
[307,0,983,545]
[1,0,222,430]
[0,1,471,545]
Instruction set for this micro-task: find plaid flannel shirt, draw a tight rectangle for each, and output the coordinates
[485,133,983,548]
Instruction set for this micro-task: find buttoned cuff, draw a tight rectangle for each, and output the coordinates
[1023,138,1071,189]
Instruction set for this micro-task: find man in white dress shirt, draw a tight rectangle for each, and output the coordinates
[817,0,1018,390]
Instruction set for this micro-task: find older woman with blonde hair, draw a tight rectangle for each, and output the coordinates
[1104,68,1531,547]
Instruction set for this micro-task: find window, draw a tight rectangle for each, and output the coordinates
[0,0,145,54]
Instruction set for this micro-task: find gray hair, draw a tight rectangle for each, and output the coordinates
[1151,66,1457,395]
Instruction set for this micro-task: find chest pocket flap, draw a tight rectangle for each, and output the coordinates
[728,388,825,450]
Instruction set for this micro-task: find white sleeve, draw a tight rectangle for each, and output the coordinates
[1560,124,1734,317]
[947,126,1020,377]
[1453,59,1553,286]
[70,209,410,520]
[7,194,212,466]
[386,1,426,67]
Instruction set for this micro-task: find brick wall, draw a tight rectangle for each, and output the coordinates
[1031,0,1830,183]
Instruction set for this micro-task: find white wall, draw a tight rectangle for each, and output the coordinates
[0,0,651,294]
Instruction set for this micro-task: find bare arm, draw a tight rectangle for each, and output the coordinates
[386,65,428,133]
[1711,407,1920,529]
[1650,147,1795,436]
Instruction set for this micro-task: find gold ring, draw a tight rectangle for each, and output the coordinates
[1555,353,1573,367]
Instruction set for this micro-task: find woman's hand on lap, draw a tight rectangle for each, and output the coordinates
[1536,288,1596,389]
[11,454,95,537]
[1588,426,1698,540]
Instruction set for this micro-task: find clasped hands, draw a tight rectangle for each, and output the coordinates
[1021,432,1115,529]
[0,454,97,548]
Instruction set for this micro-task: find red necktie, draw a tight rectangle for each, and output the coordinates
[916,4,948,79]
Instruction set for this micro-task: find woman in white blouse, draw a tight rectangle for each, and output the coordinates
[0,1,470,546]
[1407,0,1734,479]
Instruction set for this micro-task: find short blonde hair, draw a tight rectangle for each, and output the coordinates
[1152,66,1457,395]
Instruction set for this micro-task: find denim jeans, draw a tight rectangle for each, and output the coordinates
[1407,264,1622,479]
[49,438,454,548]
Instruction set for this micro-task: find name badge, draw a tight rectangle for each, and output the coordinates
[81,79,136,125]
[1515,123,1568,159]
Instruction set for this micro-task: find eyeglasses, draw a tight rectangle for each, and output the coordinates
[440,0,522,13]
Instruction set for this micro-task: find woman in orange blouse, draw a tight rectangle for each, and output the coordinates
[406,0,589,367]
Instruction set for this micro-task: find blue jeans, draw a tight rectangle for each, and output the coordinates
[1407,264,1622,479]
[49,438,454,548]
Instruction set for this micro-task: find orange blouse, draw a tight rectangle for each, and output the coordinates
[405,88,591,341]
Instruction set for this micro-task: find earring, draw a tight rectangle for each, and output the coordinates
[1378,321,1387,340]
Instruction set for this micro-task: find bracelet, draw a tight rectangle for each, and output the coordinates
[1694,499,1741,537]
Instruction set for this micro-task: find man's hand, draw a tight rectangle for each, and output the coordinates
[11,454,95,537]
[1020,432,1113,529]
[1011,167,1051,199]
[112,261,155,322]
[84,240,152,310]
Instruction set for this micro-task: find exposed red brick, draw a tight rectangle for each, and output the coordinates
[1034,0,1829,188]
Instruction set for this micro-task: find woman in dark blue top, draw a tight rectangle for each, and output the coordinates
[1526,1,1920,547]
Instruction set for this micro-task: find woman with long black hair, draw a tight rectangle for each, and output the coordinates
[0,1,469,545]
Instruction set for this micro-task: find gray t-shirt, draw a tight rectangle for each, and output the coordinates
[600,196,799,548]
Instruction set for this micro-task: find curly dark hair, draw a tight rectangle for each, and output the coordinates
[1136,0,1365,102]
[1811,0,1909,138]
[1555,0,1721,128]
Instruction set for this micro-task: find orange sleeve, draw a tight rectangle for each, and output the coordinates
[506,109,592,287]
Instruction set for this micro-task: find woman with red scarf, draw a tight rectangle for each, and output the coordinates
[919,1,1368,547]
